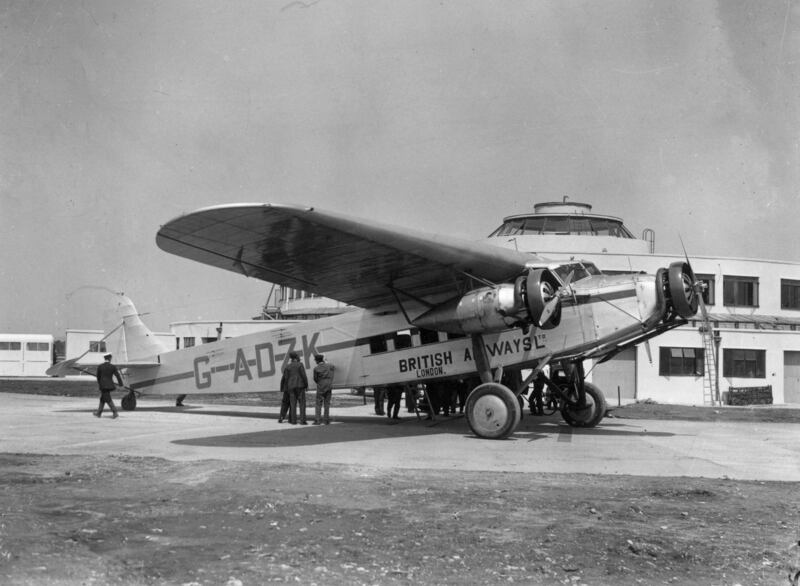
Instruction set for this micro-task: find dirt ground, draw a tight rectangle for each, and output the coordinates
[1,379,799,586]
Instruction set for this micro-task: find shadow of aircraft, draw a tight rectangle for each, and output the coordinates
[167,410,674,449]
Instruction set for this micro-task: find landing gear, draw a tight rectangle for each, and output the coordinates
[560,382,606,428]
[121,390,137,411]
[529,361,607,428]
[465,382,521,439]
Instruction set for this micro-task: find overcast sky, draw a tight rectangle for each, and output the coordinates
[1,0,798,337]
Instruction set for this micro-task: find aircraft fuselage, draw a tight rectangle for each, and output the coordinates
[125,272,668,396]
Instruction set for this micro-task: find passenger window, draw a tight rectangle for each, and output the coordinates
[393,330,413,350]
[369,335,388,354]
[419,329,440,345]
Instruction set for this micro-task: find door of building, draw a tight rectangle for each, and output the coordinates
[783,351,800,404]
[592,347,637,406]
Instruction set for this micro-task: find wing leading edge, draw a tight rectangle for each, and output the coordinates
[156,204,537,309]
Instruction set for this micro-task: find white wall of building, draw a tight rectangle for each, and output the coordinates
[0,334,53,376]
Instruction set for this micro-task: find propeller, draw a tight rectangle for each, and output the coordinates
[538,270,574,327]
[679,237,708,318]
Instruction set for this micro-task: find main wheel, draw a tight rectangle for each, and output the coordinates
[560,382,606,428]
[465,383,521,439]
[121,391,137,411]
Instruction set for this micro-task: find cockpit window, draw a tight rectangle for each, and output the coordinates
[553,262,600,283]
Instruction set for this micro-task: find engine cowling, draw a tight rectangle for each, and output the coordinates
[412,268,562,334]
[666,261,699,319]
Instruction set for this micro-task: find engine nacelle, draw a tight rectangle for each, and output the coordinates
[665,261,699,319]
[412,268,562,334]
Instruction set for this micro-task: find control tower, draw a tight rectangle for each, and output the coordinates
[486,198,654,263]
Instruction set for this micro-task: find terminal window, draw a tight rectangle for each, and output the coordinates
[0,342,22,351]
[781,279,800,310]
[659,347,704,377]
[26,342,49,352]
[695,274,715,306]
[723,276,759,307]
[723,349,765,378]
[89,341,107,353]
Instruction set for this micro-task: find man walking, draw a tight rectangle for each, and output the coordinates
[312,354,335,425]
[95,353,123,419]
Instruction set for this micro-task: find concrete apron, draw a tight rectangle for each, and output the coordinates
[1,393,798,482]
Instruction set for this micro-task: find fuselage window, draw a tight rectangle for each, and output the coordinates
[393,330,413,350]
[369,335,388,354]
[418,329,440,345]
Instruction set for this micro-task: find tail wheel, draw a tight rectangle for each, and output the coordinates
[560,382,606,428]
[525,269,562,330]
[668,261,699,318]
[121,390,137,411]
[465,383,520,439]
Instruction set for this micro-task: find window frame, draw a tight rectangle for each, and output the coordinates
[695,274,715,306]
[722,275,759,308]
[722,348,766,378]
[781,278,800,310]
[89,341,107,353]
[26,342,50,352]
[659,346,705,377]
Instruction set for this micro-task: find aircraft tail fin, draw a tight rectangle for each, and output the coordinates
[47,294,169,377]
[105,294,170,362]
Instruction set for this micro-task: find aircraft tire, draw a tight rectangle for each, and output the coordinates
[121,391,137,411]
[561,382,606,428]
[465,382,521,440]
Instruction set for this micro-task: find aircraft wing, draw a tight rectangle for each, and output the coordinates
[156,203,536,309]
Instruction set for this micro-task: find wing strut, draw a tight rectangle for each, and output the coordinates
[517,354,553,396]
[470,334,494,384]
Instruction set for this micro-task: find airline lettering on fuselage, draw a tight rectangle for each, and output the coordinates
[192,333,318,390]
[399,351,453,378]
[462,334,545,362]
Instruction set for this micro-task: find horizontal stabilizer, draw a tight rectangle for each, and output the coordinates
[46,359,161,378]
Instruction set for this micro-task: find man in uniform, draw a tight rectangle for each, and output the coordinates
[312,354,335,425]
[94,353,123,419]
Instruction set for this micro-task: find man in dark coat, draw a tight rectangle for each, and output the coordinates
[280,351,308,424]
[94,353,123,419]
[312,354,335,425]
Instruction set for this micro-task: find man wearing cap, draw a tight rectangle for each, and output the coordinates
[312,354,335,425]
[94,353,123,419]
[280,351,308,424]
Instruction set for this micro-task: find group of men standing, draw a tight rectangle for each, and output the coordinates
[92,352,337,425]
[278,352,335,425]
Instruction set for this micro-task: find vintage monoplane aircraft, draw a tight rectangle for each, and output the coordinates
[49,203,700,439]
